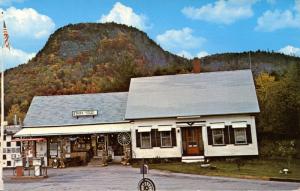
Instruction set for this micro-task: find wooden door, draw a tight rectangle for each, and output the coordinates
[182,127,203,156]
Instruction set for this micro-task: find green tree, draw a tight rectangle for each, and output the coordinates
[256,64,300,137]
[255,72,276,133]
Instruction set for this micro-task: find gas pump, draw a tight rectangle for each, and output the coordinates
[32,157,42,176]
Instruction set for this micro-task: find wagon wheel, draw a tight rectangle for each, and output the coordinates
[117,132,131,146]
[138,178,156,191]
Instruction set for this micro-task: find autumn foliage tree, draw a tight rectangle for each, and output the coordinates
[6,104,25,125]
[256,63,300,138]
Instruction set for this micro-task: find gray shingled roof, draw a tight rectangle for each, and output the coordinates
[125,70,260,119]
[23,92,128,127]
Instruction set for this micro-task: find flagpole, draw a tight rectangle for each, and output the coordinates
[0,12,5,191]
[0,47,4,191]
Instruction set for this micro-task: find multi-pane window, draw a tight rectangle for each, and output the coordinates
[161,131,172,147]
[7,161,11,166]
[234,128,247,144]
[6,142,11,147]
[212,129,224,145]
[140,132,151,148]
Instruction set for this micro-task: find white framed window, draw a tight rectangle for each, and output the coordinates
[7,148,12,153]
[234,128,247,144]
[11,154,16,159]
[160,131,172,147]
[187,127,198,147]
[212,129,224,145]
[140,132,151,148]
[15,148,20,153]
[50,143,58,157]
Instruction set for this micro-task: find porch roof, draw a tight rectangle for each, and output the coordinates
[23,92,128,127]
[14,123,131,137]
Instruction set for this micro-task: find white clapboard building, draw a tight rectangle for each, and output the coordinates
[15,68,260,164]
[2,125,22,168]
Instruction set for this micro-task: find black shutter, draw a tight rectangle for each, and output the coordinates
[229,125,235,144]
[246,124,252,144]
[151,129,157,147]
[156,130,161,147]
[224,125,229,144]
[171,128,177,146]
[136,130,141,147]
[207,126,213,145]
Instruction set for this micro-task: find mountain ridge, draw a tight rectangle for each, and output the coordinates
[3,22,300,124]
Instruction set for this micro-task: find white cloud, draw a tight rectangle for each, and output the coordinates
[176,50,209,59]
[256,0,300,31]
[256,10,300,31]
[176,50,193,59]
[156,27,205,51]
[157,27,208,59]
[278,45,300,57]
[182,0,257,24]
[1,7,55,39]
[1,47,35,69]
[0,0,23,6]
[197,51,209,58]
[99,2,148,30]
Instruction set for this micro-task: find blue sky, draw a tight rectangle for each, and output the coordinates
[0,0,299,69]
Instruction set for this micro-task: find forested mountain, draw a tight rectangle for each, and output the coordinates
[3,23,300,150]
[5,23,191,122]
[201,51,299,75]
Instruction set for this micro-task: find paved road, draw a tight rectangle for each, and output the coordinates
[3,165,300,191]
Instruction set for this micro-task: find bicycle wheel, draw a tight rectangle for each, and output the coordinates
[138,178,156,191]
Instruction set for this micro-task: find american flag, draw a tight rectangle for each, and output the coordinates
[3,21,10,50]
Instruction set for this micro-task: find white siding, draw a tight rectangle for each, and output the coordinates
[131,115,259,159]
[131,119,182,159]
[201,115,258,157]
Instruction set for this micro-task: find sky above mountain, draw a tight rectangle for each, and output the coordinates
[0,0,299,69]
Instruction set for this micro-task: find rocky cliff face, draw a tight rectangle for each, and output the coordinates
[4,23,190,117]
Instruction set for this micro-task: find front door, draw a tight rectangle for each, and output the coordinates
[181,127,203,156]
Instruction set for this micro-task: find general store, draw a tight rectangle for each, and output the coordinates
[15,65,260,166]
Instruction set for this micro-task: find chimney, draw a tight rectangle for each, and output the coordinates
[192,58,201,73]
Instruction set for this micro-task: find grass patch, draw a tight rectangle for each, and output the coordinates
[137,159,300,180]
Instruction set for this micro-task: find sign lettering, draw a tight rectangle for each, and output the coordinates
[72,110,98,117]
